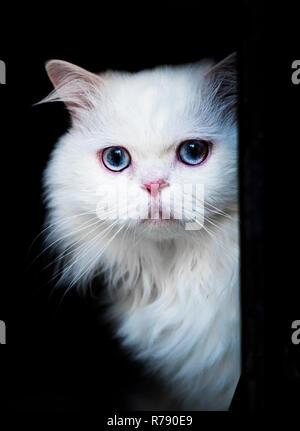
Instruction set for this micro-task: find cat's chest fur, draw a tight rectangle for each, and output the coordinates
[106,215,240,410]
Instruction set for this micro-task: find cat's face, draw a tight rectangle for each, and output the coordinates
[43,57,237,244]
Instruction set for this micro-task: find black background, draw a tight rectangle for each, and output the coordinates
[0,0,298,420]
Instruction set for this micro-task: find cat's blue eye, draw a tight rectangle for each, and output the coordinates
[177,140,210,166]
[102,146,131,172]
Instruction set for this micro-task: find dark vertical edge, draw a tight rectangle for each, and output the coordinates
[238,1,264,410]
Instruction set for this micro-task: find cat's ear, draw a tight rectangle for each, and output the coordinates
[40,60,104,119]
[204,53,237,122]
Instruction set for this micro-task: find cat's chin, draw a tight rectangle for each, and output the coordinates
[135,218,185,240]
[141,218,176,225]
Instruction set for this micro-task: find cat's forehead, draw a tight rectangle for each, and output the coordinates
[107,66,202,114]
[97,66,206,153]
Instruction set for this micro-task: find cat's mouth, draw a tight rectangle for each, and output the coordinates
[140,204,178,224]
[140,210,178,225]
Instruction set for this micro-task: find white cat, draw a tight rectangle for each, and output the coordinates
[40,54,240,410]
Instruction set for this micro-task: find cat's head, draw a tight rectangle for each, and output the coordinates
[41,55,237,281]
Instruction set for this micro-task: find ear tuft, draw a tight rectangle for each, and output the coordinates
[38,60,104,119]
[204,53,238,124]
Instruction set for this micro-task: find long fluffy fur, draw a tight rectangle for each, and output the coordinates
[41,56,240,410]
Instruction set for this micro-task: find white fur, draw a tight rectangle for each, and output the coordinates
[41,58,240,410]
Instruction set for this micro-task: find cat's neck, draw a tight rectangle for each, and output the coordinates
[104,211,239,304]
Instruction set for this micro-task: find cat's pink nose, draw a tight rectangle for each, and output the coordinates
[142,179,169,196]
